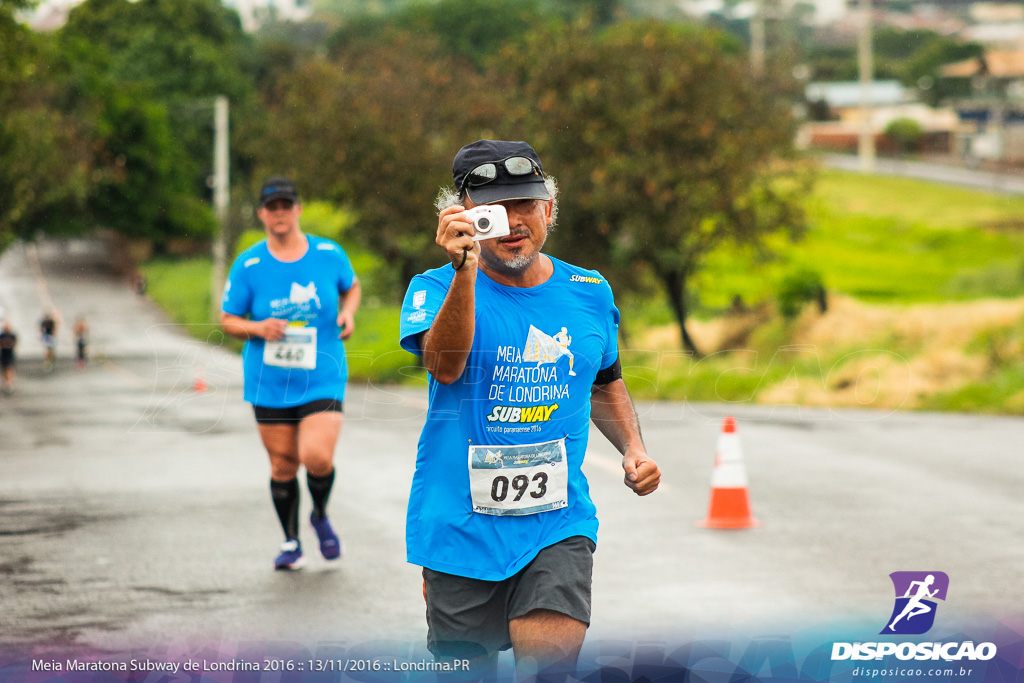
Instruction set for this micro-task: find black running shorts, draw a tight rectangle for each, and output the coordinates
[252,398,343,425]
[422,535,596,659]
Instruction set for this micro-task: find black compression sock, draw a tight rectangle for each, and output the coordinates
[306,469,335,520]
[270,478,300,540]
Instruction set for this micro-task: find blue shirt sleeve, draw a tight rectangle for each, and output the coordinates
[399,271,452,356]
[333,245,356,292]
[222,255,254,317]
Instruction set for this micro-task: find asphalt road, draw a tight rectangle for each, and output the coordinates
[1,240,1022,661]
[822,154,1024,194]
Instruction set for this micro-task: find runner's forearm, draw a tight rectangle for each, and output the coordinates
[340,277,362,317]
[219,312,262,340]
[590,379,644,455]
[421,268,476,384]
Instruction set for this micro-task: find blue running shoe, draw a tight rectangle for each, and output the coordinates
[274,539,306,570]
[310,513,342,560]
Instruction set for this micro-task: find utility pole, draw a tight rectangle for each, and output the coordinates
[858,0,875,173]
[751,0,765,77]
[211,95,229,323]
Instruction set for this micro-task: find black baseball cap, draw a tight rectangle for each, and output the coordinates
[258,176,299,207]
[452,140,550,205]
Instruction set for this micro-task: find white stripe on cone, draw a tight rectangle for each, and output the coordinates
[711,433,748,487]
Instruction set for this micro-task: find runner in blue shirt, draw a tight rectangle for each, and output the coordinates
[399,141,660,680]
[221,176,361,571]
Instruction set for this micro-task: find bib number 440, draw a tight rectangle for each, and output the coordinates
[275,346,306,363]
[263,327,317,370]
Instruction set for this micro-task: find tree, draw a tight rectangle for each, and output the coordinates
[885,117,923,155]
[262,30,510,287]
[503,21,808,354]
[51,0,256,244]
[328,0,562,69]
[0,4,95,249]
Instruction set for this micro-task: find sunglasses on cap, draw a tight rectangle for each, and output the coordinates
[459,156,543,192]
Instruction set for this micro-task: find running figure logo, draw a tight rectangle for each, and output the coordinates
[881,571,949,635]
[289,282,321,308]
[523,325,576,376]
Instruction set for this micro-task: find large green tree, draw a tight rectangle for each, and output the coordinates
[503,21,808,354]
[51,0,258,243]
[328,0,562,69]
[262,29,509,286]
[0,2,96,248]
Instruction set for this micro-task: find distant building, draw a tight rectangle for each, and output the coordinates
[969,2,1024,24]
[960,23,1024,46]
[223,0,312,32]
[679,0,847,26]
[799,80,962,155]
[818,2,963,42]
[941,49,1024,162]
[942,50,1024,82]
[806,80,911,110]
[21,0,78,30]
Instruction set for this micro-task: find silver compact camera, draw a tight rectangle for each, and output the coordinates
[465,205,510,241]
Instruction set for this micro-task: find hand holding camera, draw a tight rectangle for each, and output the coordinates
[436,204,511,272]
[464,205,510,242]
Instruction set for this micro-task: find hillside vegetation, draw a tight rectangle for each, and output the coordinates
[618,169,1024,413]
[144,169,1024,414]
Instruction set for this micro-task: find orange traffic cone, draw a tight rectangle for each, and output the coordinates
[697,416,760,529]
[192,366,207,393]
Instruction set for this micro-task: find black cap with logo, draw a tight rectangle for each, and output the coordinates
[452,140,550,205]
[258,176,299,207]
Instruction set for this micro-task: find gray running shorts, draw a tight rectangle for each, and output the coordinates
[422,535,596,659]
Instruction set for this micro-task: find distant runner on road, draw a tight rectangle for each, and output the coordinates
[39,311,58,372]
[74,316,89,369]
[1,320,17,394]
[220,176,362,571]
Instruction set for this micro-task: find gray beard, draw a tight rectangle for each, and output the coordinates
[482,250,536,276]
[479,225,550,278]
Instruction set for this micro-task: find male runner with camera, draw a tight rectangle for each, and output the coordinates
[399,140,661,680]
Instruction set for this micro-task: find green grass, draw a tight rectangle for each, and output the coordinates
[689,169,1024,311]
[143,258,217,327]
[621,349,799,403]
[344,305,424,384]
[620,312,917,406]
[919,364,1024,413]
[811,170,1024,231]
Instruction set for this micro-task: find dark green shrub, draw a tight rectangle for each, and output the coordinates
[778,267,825,318]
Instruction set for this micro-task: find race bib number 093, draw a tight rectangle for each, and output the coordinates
[263,327,317,370]
[468,438,568,516]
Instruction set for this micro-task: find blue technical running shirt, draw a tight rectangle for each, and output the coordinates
[399,256,620,580]
[222,235,356,408]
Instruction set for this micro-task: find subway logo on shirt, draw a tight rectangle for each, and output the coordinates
[487,404,560,424]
